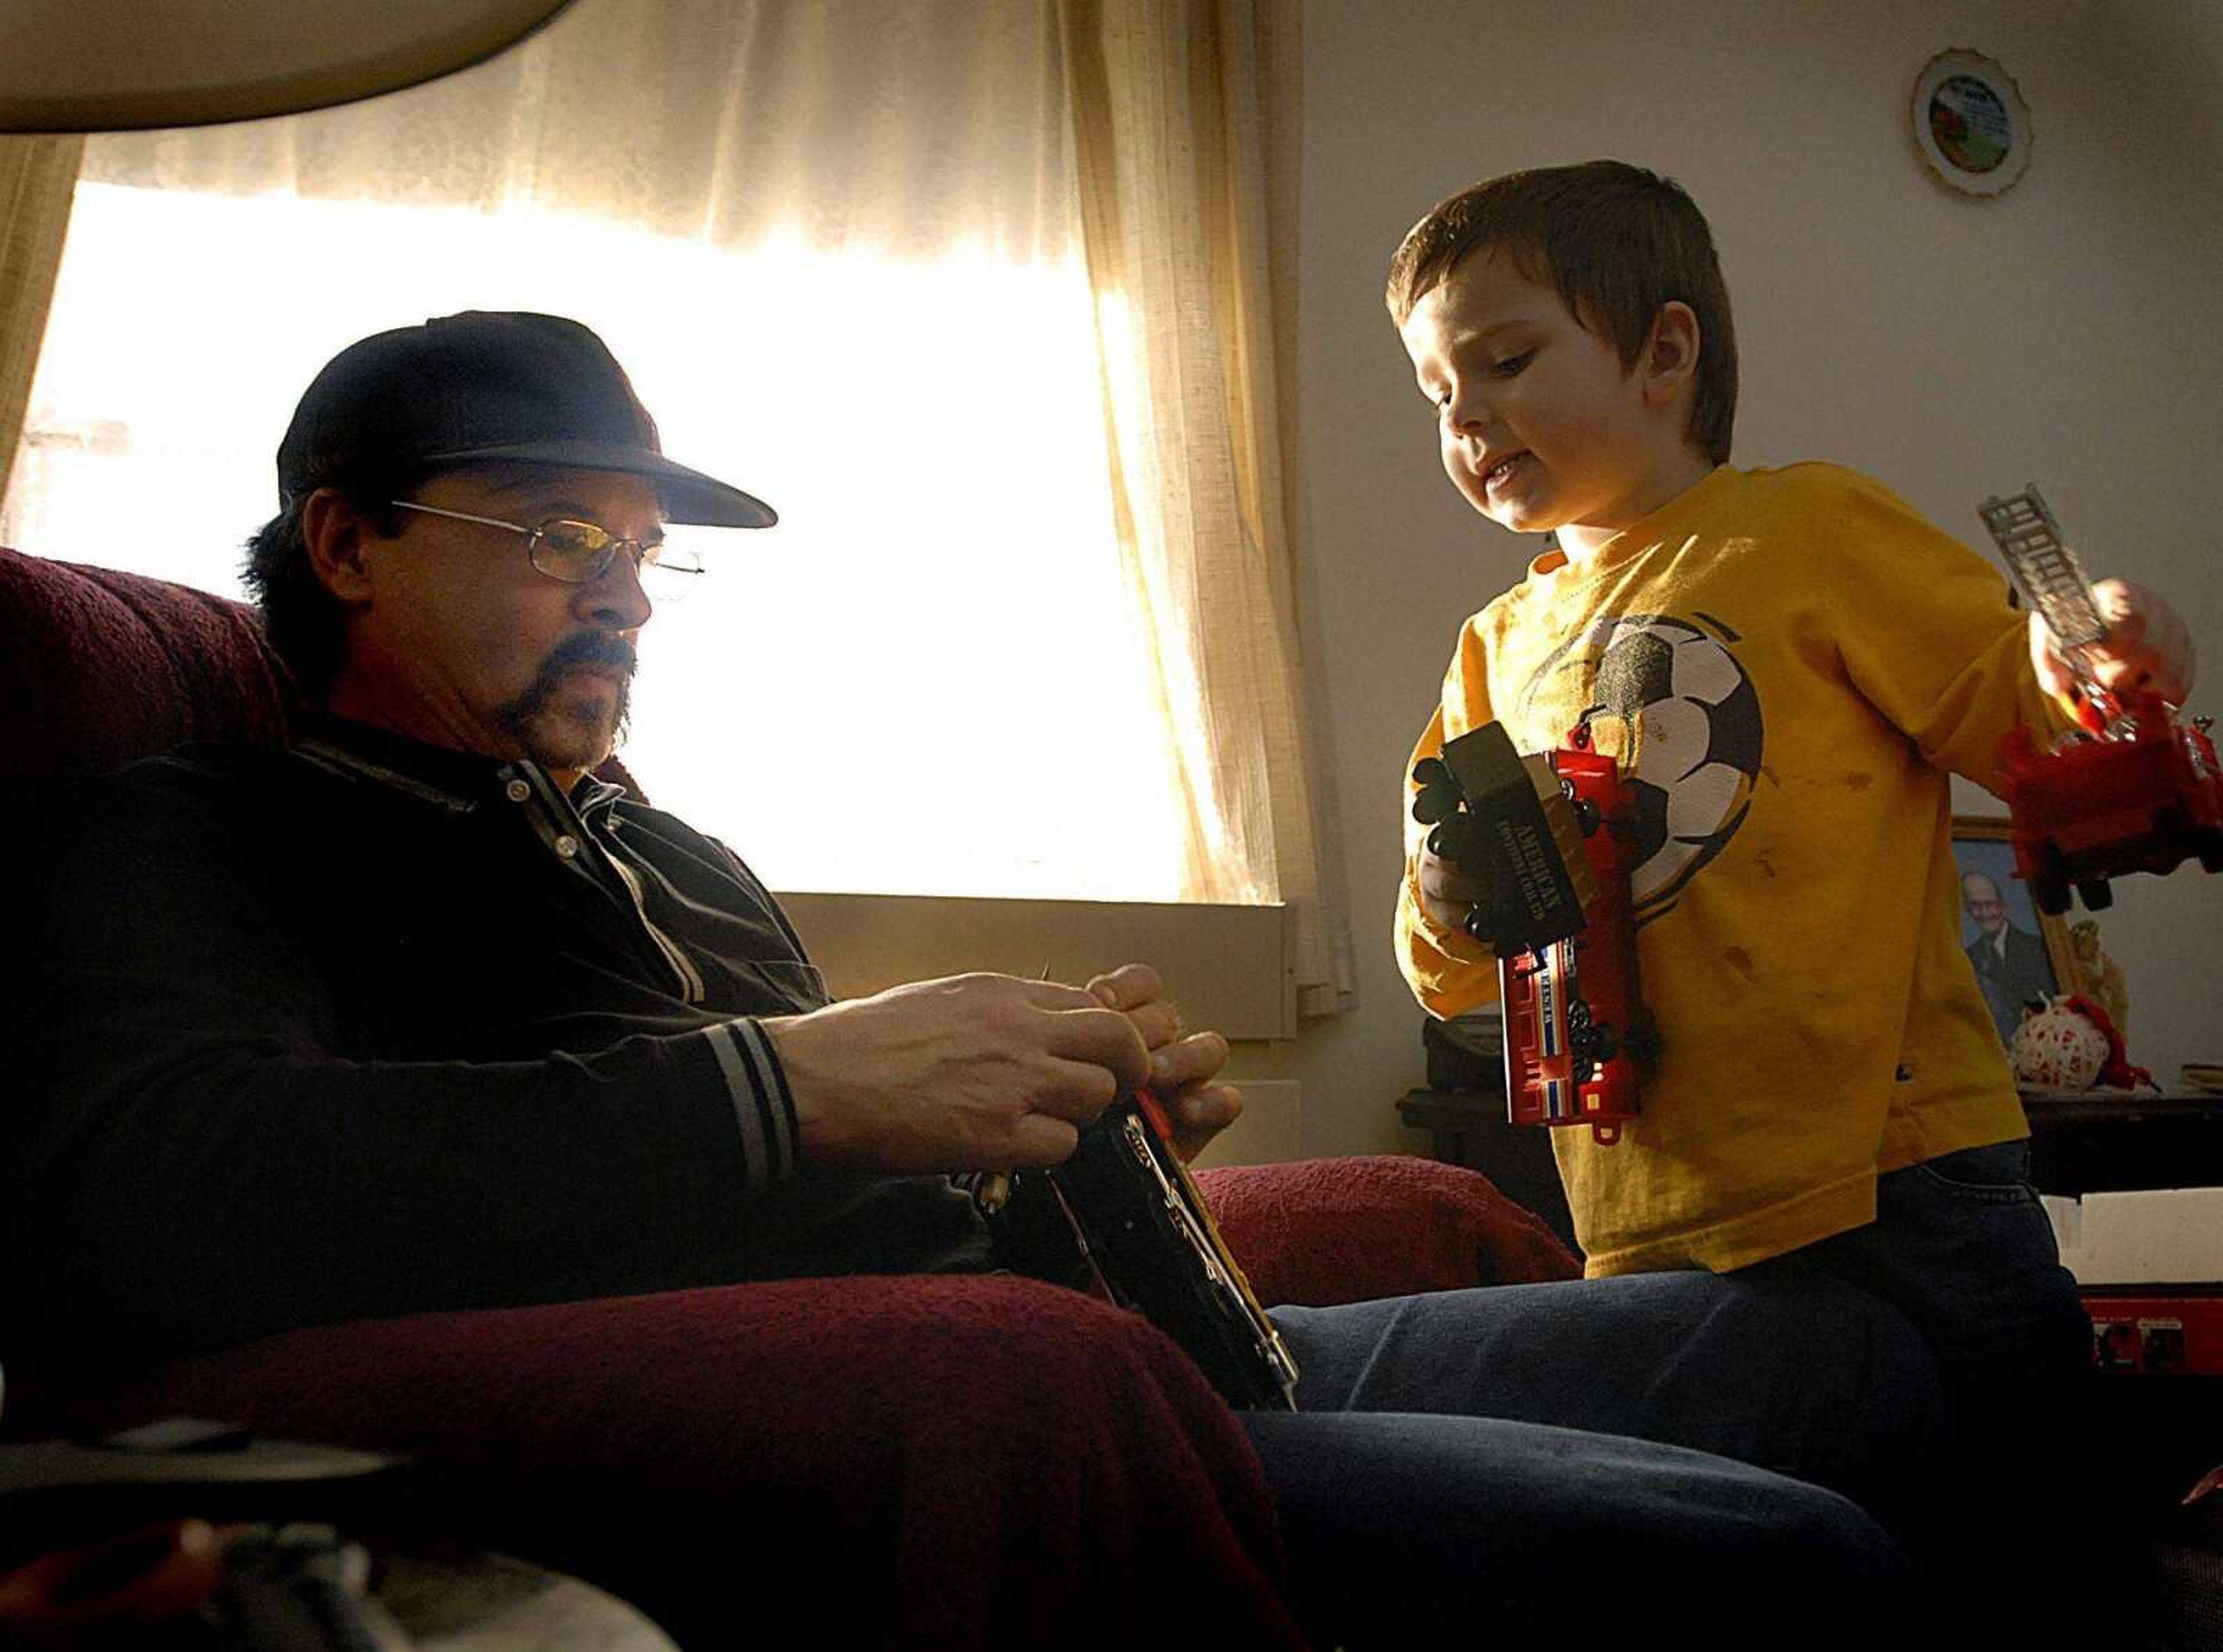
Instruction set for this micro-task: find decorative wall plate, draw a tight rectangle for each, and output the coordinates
[1912,49,2032,197]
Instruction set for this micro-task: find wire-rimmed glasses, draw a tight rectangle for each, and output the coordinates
[388,500,706,593]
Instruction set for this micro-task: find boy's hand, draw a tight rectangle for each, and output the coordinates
[1085,963,1242,1163]
[2031,578,2197,709]
[1412,753,1501,942]
[1416,840,1495,941]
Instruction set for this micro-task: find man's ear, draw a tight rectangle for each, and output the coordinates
[1640,301,1701,409]
[300,489,381,606]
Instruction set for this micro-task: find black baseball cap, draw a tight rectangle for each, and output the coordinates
[276,311,777,529]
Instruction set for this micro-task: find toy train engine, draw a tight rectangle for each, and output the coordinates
[1997,703,2223,915]
[1414,722,1659,1145]
[1978,487,2223,915]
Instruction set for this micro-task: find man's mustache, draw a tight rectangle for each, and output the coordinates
[493,632,638,750]
[541,633,638,678]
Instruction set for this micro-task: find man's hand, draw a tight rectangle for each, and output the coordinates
[2030,578,2197,710]
[765,973,1150,1174]
[1085,963,1242,1163]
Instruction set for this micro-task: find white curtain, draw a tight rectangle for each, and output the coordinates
[86,1,1073,259]
[0,134,82,511]
[1058,0,1352,1012]
[53,0,1354,1011]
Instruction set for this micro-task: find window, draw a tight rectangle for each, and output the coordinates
[6,181,1195,899]
[0,0,1354,1018]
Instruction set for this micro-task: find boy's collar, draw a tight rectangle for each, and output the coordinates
[1531,462,1734,579]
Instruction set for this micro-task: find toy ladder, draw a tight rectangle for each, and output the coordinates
[1976,487,2108,649]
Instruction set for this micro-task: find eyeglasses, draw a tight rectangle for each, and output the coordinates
[388,500,706,589]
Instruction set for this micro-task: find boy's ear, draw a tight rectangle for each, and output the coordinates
[300,489,381,607]
[1639,300,1701,409]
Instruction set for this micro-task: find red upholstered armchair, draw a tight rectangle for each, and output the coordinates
[0,544,1577,1646]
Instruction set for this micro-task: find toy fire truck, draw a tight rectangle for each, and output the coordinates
[1976,487,2223,915]
[1413,722,1658,1144]
[970,1086,1300,1412]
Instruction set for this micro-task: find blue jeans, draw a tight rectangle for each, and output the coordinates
[1269,1260,1947,1511]
[1258,1141,2090,1640]
[1743,1140,2103,1629]
[1738,1140,2090,1403]
[1241,1408,1909,1650]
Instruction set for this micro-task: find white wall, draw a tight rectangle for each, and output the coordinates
[1287,0,2223,1159]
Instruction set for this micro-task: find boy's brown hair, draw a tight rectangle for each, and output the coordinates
[1386,160,1738,464]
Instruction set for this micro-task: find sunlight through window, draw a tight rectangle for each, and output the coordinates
[6,183,1193,899]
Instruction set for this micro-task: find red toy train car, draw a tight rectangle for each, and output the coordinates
[1975,485,2223,915]
[1998,692,2223,916]
[1495,729,1658,1145]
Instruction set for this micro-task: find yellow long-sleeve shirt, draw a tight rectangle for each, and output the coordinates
[1399,462,2065,1276]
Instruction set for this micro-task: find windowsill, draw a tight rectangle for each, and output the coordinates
[770,890,1293,1041]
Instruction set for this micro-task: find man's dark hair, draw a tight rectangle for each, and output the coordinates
[1385,160,1738,464]
[241,478,420,704]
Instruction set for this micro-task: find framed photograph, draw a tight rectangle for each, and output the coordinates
[1951,816,2081,1044]
[1912,50,2033,197]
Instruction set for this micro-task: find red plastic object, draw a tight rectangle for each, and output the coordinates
[2083,1290,2223,1377]
[1999,691,2223,915]
[1498,730,1657,1145]
[1133,1085,1177,1144]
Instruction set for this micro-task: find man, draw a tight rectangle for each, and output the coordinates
[8,313,1925,1645]
[1962,870,2055,1042]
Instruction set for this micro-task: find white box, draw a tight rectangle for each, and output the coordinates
[2042,1188,2223,1285]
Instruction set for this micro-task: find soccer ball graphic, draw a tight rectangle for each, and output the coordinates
[1578,616,1765,912]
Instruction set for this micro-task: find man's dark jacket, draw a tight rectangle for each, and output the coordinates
[1964,922,2055,1040]
[6,718,988,1361]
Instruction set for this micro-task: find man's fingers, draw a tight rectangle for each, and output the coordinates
[1000,1111,1084,1169]
[1121,997,1182,1051]
[1041,1003,1151,1090]
[1169,1082,1243,1163]
[1177,1083,1243,1132]
[1016,976,1115,1012]
[1063,969,1239,1162]
[1149,1029,1230,1093]
[1080,963,1186,1052]
[1083,961,1162,1012]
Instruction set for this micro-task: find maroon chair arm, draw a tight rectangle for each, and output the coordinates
[1198,1154,1581,1307]
[1,547,292,800]
[40,1275,1305,1650]
[0,546,645,814]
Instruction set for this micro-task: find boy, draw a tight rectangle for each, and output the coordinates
[1388,163,2193,1449]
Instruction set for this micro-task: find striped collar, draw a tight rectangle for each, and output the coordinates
[291,713,623,821]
